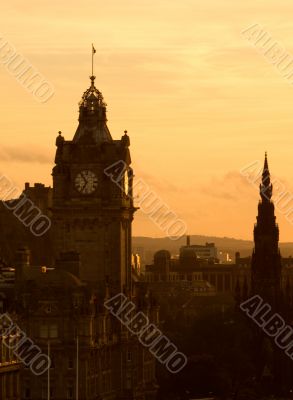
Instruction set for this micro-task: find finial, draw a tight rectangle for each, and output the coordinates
[264,151,269,170]
[56,131,64,148]
[260,152,272,201]
[121,130,130,147]
[89,75,95,89]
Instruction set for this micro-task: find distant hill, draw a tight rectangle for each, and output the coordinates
[132,235,293,265]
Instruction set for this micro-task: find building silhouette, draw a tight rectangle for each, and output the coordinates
[0,334,21,399]
[144,156,293,307]
[247,153,293,395]
[1,65,293,398]
[52,75,134,289]
[0,74,158,399]
[251,153,283,307]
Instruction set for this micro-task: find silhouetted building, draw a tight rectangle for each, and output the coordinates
[1,74,158,400]
[0,333,21,399]
[145,240,237,294]
[181,237,218,261]
[241,153,293,396]
[0,183,53,267]
[52,76,135,289]
[251,153,282,307]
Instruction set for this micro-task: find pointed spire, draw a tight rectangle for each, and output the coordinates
[259,152,272,201]
[264,151,269,170]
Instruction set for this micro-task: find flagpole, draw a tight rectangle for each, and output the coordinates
[91,43,94,76]
[47,340,50,400]
[76,335,79,400]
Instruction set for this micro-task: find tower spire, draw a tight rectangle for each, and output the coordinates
[250,154,284,392]
[259,151,272,201]
[73,48,111,144]
[252,152,281,305]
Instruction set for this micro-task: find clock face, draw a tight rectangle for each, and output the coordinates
[74,170,98,194]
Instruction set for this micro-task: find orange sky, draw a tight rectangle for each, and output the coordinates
[1,0,293,241]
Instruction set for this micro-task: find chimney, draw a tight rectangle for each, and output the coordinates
[186,235,190,246]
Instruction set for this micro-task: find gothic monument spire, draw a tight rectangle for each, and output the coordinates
[251,152,282,307]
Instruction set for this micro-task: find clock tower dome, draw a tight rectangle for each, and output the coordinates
[52,75,135,291]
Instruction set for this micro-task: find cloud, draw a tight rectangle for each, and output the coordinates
[134,168,188,194]
[200,170,255,201]
[0,146,52,164]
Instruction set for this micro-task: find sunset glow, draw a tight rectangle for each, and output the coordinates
[2,0,293,240]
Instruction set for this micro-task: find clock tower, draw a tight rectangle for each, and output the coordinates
[52,75,135,291]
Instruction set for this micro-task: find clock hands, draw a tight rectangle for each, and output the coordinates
[75,171,98,194]
[80,172,89,192]
[82,172,96,193]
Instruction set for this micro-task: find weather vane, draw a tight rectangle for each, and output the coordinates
[91,43,96,77]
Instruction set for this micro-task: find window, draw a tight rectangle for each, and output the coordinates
[24,387,30,399]
[40,324,48,338]
[41,381,54,399]
[5,374,11,398]
[49,324,58,338]
[68,358,73,369]
[50,355,55,369]
[126,373,132,389]
[41,380,47,399]
[1,343,6,362]
[67,385,74,399]
[40,324,58,339]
